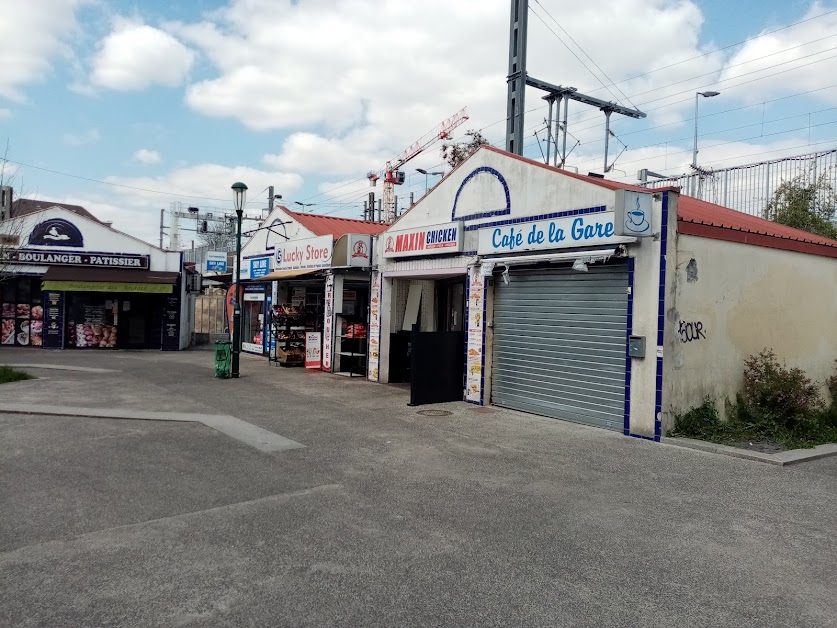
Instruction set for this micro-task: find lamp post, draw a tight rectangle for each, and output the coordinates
[692,91,720,194]
[231,181,248,378]
[416,168,444,194]
[294,201,315,211]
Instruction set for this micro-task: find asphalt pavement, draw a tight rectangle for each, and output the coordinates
[1,348,835,627]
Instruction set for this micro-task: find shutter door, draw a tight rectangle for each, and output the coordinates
[491,264,629,430]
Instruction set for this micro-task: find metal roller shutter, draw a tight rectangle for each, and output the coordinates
[491,263,629,430]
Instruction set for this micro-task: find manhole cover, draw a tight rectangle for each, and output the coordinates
[416,409,453,417]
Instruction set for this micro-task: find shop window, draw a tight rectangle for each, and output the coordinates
[1,276,44,347]
[66,295,118,348]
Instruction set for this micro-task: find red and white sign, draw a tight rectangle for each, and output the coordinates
[305,332,322,369]
[348,234,372,267]
[382,221,463,258]
[275,235,333,270]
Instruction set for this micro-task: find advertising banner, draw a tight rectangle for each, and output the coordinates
[205,251,227,273]
[465,267,485,403]
[322,274,334,371]
[367,271,382,382]
[305,332,322,369]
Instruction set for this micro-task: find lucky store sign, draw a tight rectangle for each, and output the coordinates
[477,211,619,255]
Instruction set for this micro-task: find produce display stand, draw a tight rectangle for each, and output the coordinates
[334,313,368,378]
[268,304,314,367]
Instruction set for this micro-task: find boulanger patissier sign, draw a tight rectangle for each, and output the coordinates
[382,221,463,258]
[274,235,333,270]
[2,249,150,269]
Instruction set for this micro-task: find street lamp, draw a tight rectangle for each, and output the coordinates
[692,91,720,169]
[294,201,315,211]
[416,168,444,194]
[231,181,248,378]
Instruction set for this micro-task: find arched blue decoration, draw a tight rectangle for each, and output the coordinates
[451,167,511,222]
[28,219,84,247]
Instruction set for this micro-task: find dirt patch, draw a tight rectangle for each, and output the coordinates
[726,440,787,454]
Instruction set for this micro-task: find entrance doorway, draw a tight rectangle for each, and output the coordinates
[436,278,465,332]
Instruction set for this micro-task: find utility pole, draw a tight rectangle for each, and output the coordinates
[159,209,165,249]
[506,0,529,155]
[377,200,382,222]
[268,186,275,214]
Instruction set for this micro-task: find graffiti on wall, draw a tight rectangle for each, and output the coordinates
[678,320,706,343]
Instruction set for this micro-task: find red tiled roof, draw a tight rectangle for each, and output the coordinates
[482,146,837,259]
[11,198,102,223]
[284,207,388,239]
[676,196,837,258]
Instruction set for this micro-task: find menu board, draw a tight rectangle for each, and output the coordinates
[367,271,382,382]
[465,267,486,403]
[322,275,334,371]
[161,293,181,351]
[43,292,64,349]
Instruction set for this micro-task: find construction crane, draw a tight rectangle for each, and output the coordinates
[368,107,469,223]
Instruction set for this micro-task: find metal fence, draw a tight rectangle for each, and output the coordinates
[641,149,837,218]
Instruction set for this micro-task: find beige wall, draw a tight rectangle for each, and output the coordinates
[663,233,837,428]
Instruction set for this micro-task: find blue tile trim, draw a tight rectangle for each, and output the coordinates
[628,433,657,442]
[623,257,635,436]
[652,191,670,442]
[462,205,608,232]
[451,167,511,222]
[463,271,470,401]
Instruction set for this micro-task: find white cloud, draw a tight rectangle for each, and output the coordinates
[0,1,84,101]
[133,149,162,165]
[91,21,195,91]
[717,3,837,104]
[63,129,101,146]
[170,0,726,188]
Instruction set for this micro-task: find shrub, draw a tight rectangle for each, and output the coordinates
[741,349,823,430]
[0,366,33,384]
[670,397,720,439]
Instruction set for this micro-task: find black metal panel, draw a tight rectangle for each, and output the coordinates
[409,327,464,406]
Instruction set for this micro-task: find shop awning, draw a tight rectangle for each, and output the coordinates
[257,268,322,281]
[42,267,179,294]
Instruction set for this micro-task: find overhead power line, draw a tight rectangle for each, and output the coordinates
[530,1,636,109]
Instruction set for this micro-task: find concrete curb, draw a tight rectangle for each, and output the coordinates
[0,403,305,454]
[664,437,837,466]
[1,363,118,373]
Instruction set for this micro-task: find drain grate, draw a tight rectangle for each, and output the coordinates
[416,409,453,417]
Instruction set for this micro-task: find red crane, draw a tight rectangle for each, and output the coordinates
[368,107,469,222]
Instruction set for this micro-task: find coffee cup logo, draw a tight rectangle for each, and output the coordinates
[625,197,650,234]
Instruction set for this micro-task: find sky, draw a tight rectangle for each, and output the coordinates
[2,0,837,247]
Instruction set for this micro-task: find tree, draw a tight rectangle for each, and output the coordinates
[197,220,236,251]
[0,141,30,279]
[441,129,489,169]
[766,172,837,240]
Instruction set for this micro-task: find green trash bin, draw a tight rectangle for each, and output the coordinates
[214,340,232,379]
